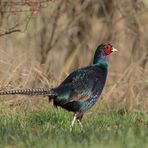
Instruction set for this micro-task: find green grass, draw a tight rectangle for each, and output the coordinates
[0,106,147,148]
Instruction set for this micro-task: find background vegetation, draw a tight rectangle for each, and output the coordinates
[0,0,148,147]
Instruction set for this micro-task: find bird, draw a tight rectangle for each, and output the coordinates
[0,43,117,130]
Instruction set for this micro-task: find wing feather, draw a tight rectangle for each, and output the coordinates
[54,65,107,104]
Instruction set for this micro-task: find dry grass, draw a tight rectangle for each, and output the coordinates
[0,0,148,112]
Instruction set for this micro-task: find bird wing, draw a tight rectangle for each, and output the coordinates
[60,66,90,85]
[57,65,107,103]
[68,75,100,103]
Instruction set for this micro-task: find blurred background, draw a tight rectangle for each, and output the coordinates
[0,0,148,112]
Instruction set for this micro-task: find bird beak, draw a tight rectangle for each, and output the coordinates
[111,47,118,52]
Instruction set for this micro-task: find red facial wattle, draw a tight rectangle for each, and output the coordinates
[105,44,112,55]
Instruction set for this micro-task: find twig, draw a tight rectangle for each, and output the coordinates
[0,29,21,37]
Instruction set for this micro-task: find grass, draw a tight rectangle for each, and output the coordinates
[0,106,147,148]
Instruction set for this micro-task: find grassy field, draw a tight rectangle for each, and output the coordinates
[0,106,147,148]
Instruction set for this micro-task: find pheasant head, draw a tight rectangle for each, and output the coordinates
[93,43,117,65]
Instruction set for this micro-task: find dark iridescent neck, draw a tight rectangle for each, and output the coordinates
[93,50,108,67]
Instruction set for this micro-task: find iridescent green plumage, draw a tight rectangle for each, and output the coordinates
[52,64,107,112]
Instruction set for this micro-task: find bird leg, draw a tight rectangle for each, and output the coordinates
[77,119,83,129]
[76,112,83,130]
[70,114,76,131]
[70,112,83,131]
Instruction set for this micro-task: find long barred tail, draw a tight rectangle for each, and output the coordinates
[0,88,56,96]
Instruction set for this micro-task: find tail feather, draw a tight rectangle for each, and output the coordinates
[0,88,56,96]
